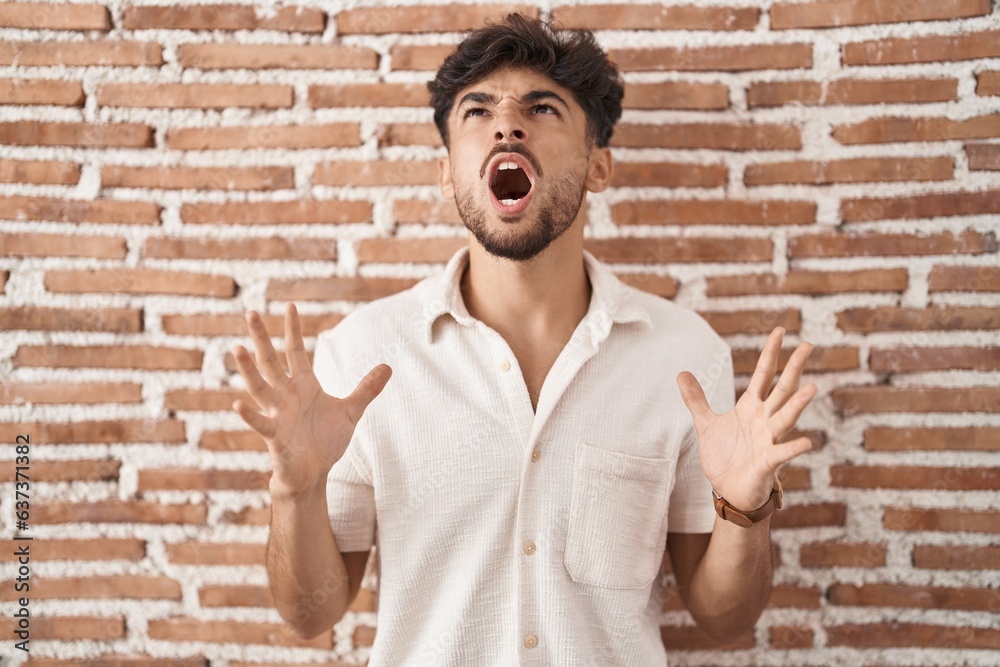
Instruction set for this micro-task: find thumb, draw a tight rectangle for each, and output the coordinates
[676,371,714,427]
[343,364,392,425]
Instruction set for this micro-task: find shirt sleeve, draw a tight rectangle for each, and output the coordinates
[313,329,377,553]
[667,338,735,534]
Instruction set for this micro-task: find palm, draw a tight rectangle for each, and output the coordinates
[677,327,817,511]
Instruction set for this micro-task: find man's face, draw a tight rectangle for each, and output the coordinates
[438,67,611,262]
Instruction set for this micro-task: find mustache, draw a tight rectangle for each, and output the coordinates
[480,143,543,180]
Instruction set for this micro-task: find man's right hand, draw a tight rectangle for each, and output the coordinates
[231,303,392,496]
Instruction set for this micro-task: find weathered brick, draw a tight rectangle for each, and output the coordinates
[552,4,759,30]
[0,159,79,185]
[161,311,341,337]
[838,305,1000,332]
[167,123,361,150]
[103,165,293,191]
[393,199,462,225]
[336,4,539,34]
[770,626,813,649]
[45,268,235,298]
[611,161,728,188]
[377,122,442,147]
[97,83,292,109]
[976,70,1000,96]
[139,468,269,492]
[28,658,206,667]
[609,44,812,71]
[706,269,907,296]
[884,507,1000,533]
[733,345,858,374]
[0,2,110,30]
[267,276,420,302]
[660,625,755,650]
[585,237,772,263]
[864,426,1000,451]
[166,541,264,565]
[0,382,141,405]
[624,82,729,110]
[613,199,815,225]
[870,346,1000,372]
[789,230,991,257]
[0,196,160,225]
[827,623,1000,649]
[164,388,255,412]
[831,465,1000,490]
[144,236,337,262]
[617,273,678,299]
[965,142,1000,171]
[389,44,458,71]
[2,232,126,258]
[0,79,84,106]
[769,584,821,608]
[772,503,846,529]
[0,459,119,482]
[833,113,1000,144]
[199,584,273,607]
[800,541,887,568]
[829,583,999,610]
[356,237,466,264]
[14,345,203,370]
[748,78,956,107]
[178,43,377,70]
[0,538,144,561]
[772,0,990,29]
[833,385,1000,414]
[0,616,124,640]
[34,501,204,524]
[0,420,185,445]
[181,200,370,225]
[0,121,153,147]
[314,160,437,187]
[0,307,141,332]
[123,5,325,32]
[913,545,1000,570]
[354,625,377,647]
[929,265,1000,292]
[698,309,801,335]
[0,575,179,601]
[613,122,801,150]
[0,40,163,66]
[844,30,1000,65]
[147,618,331,648]
[199,430,266,452]
[309,82,429,108]
[842,189,1000,222]
[746,156,953,185]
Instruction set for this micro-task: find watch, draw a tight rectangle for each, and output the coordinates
[712,478,783,528]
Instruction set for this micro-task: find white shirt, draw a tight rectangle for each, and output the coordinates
[314,245,735,666]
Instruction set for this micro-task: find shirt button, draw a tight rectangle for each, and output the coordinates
[524,633,538,649]
[523,540,536,555]
[499,358,510,372]
[530,448,540,462]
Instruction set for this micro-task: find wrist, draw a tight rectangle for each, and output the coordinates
[712,478,783,528]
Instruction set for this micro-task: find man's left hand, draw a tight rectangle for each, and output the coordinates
[676,326,818,513]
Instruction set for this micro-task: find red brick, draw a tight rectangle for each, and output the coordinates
[613,199,815,225]
[0,382,140,405]
[2,232,125,259]
[139,468,269,492]
[844,30,1000,66]
[613,122,801,150]
[165,387,257,412]
[309,82,429,108]
[161,311,341,337]
[698,309,801,335]
[0,575,179,601]
[336,4,538,34]
[552,4,759,30]
[770,625,813,649]
[831,465,1000,490]
[354,625,376,647]
[314,160,437,187]
[377,122,442,147]
[884,507,1000,534]
[842,189,1000,222]
[144,236,337,262]
[966,142,1000,171]
[611,161,727,188]
[768,584,821,608]
[746,156,953,185]
[706,269,907,296]
[97,83,292,109]
[913,545,1000,570]
[1,616,124,640]
[0,419,185,445]
[389,44,454,70]
[356,238,466,264]
[929,265,1000,292]
[833,385,1000,414]
[45,268,235,298]
[167,123,360,150]
[609,44,812,71]
[660,625,755,650]
[166,541,264,566]
[0,121,152,147]
[177,43,376,70]
[0,306,141,332]
[0,40,162,66]
[827,622,1000,649]
[772,503,846,529]
[586,237,772,263]
[733,345,858,374]
[14,345,203,370]
[748,78,956,107]
[0,79,84,106]
[829,583,999,611]
[0,459,119,482]
[0,538,144,561]
[833,113,1000,144]
[617,273,678,299]
[624,81,729,110]
[123,5,324,32]
[790,230,991,257]
[864,426,1000,451]
[800,541,886,568]
[181,200,370,225]
[838,305,1000,332]
[977,70,1000,96]
[199,584,273,607]
[34,501,205,524]
[0,2,110,30]
[28,658,206,667]
[0,159,79,185]
[267,276,420,302]
[147,618,331,648]
[104,165,293,191]
[0,196,160,224]
[199,430,266,452]
[871,346,1000,372]
[772,0,990,29]
[393,199,462,225]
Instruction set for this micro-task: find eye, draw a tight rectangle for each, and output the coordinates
[533,104,558,115]
[462,107,487,118]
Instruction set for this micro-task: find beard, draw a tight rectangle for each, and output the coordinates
[454,167,587,263]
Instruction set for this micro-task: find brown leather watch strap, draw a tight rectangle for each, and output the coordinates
[712,478,783,528]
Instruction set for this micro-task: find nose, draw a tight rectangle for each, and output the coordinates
[493,104,527,143]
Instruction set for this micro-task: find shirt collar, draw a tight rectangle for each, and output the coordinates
[420,245,653,346]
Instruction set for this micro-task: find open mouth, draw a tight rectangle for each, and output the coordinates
[487,154,535,216]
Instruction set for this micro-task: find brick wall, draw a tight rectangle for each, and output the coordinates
[0,0,998,664]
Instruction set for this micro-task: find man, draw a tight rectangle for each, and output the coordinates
[232,13,817,665]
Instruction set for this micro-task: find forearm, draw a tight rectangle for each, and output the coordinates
[683,515,773,638]
[266,477,350,638]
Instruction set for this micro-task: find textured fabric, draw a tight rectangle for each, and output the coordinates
[314,245,735,666]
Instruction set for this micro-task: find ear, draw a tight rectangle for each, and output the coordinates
[438,155,454,199]
[584,146,613,193]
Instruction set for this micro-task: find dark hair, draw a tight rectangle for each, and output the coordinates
[427,13,624,150]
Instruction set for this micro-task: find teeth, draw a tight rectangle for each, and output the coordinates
[497,161,520,171]
[501,198,520,205]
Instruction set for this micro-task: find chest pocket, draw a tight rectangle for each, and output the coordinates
[564,442,674,590]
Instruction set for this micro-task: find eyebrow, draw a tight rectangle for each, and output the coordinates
[456,89,571,113]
